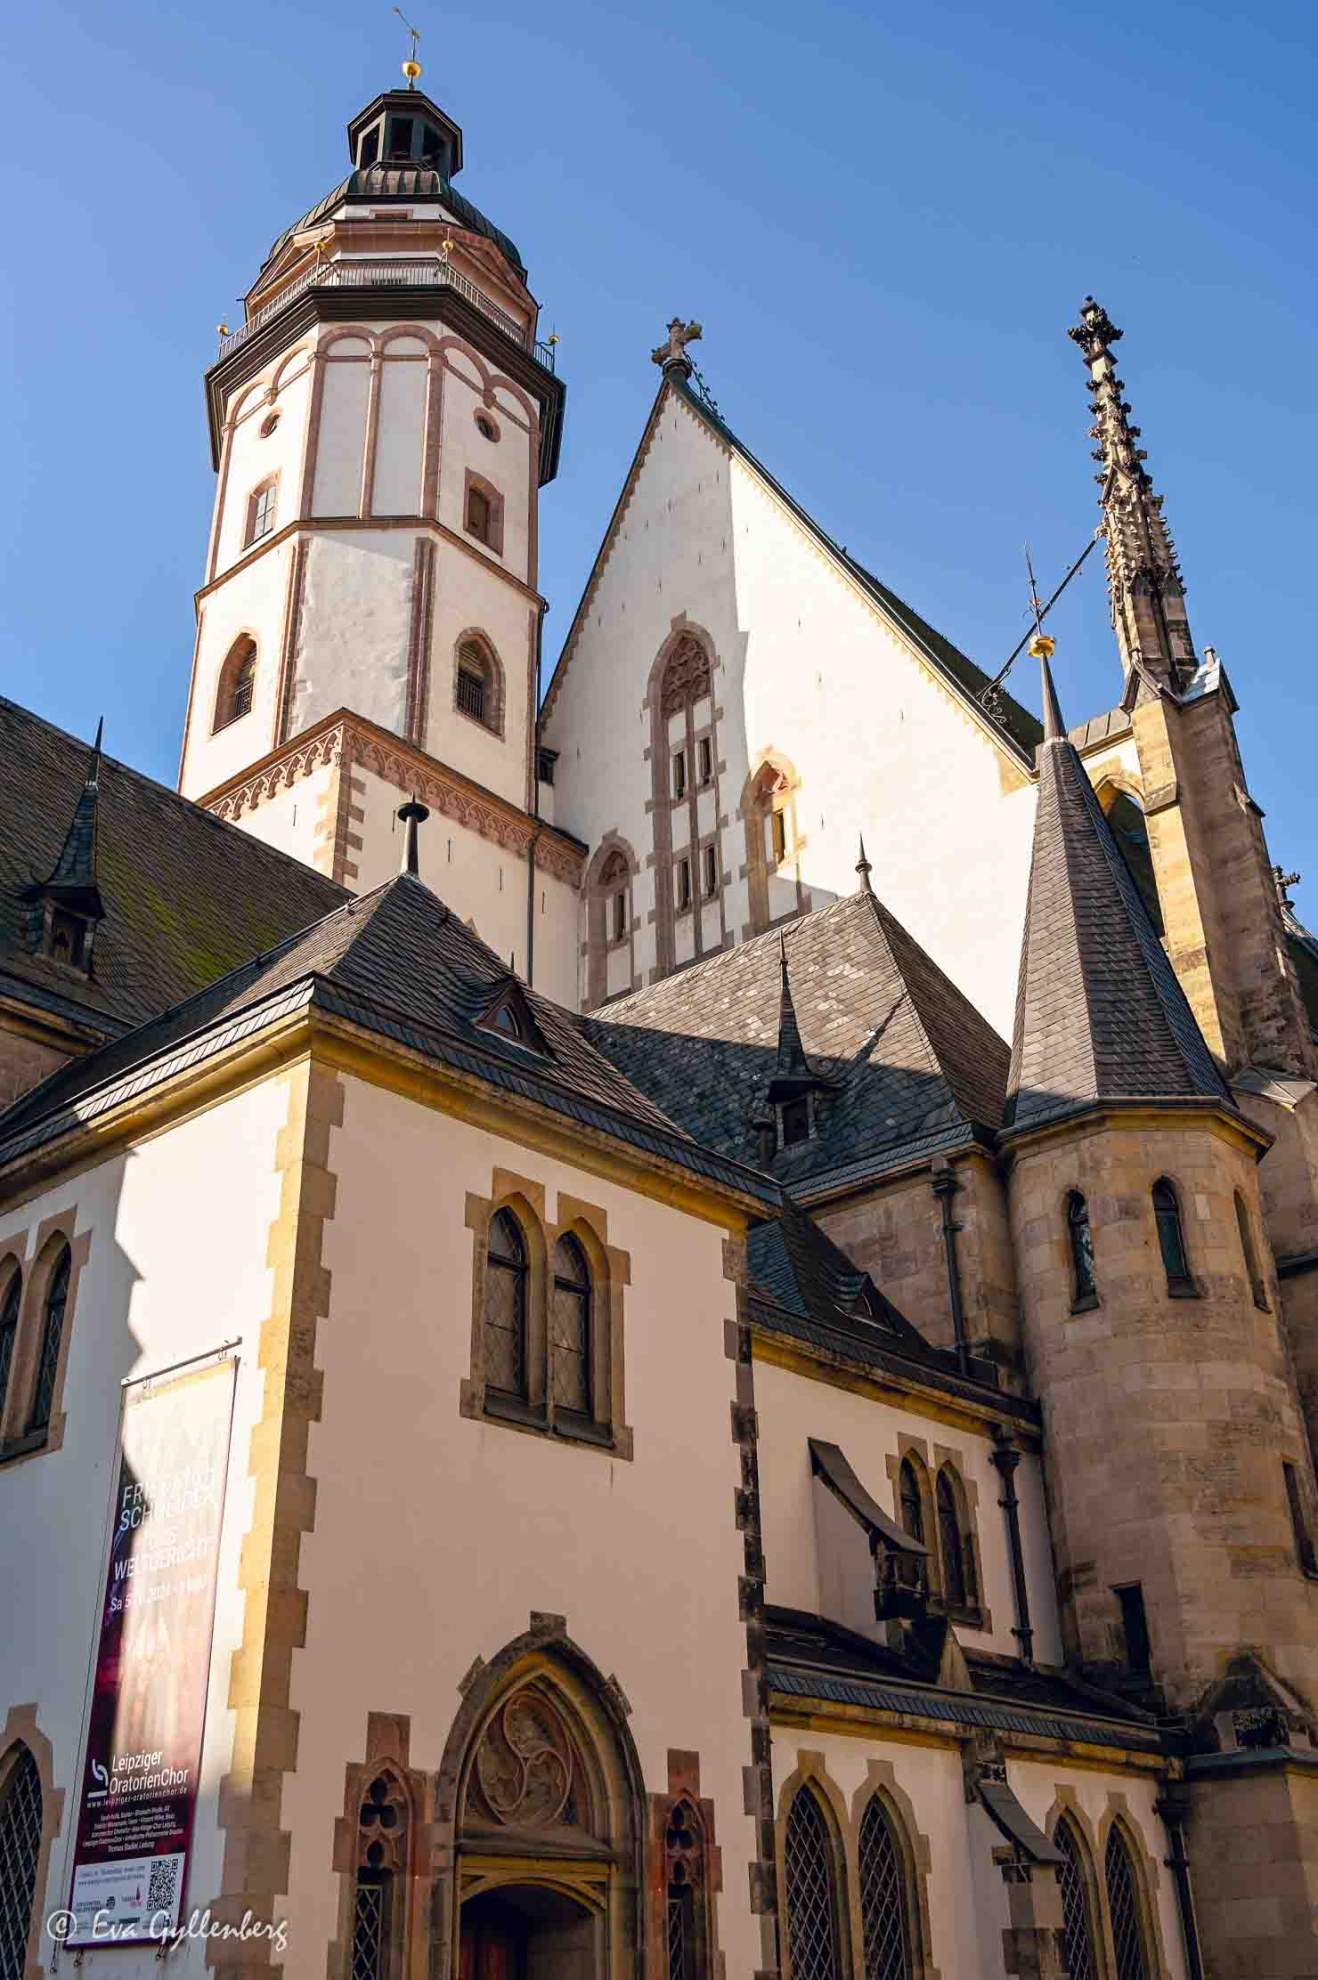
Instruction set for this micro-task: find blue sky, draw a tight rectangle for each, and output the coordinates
[3,0,1315,910]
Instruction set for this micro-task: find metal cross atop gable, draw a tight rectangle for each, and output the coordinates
[652,317,703,377]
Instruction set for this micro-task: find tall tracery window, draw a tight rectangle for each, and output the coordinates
[664,1798,708,1980]
[659,634,712,719]
[0,1265,20,1427]
[1152,1178,1193,1291]
[783,1786,844,1980]
[484,1210,529,1404]
[28,1243,70,1436]
[1066,1190,1097,1307]
[1235,1191,1268,1308]
[351,1772,408,1980]
[0,1743,42,1980]
[550,1233,592,1420]
[897,1457,925,1545]
[1053,1818,1099,1980]
[858,1794,913,1980]
[214,635,257,731]
[935,1467,976,1612]
[1104,1824,1152,1980]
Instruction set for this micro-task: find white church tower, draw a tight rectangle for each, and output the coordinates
[178,68,582,1001]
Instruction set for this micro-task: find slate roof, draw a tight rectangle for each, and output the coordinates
[0,698,346,1042]
[0,875,778,1209]
[1005,661,1231,1132]
[262,166,525,277]
[582,886,1010,1195]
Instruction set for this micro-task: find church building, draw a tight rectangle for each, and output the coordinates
[0,60,1315,1980]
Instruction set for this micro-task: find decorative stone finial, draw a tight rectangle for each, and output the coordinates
[856,835,873,894]
[651,318,702,380]
[397,795,430,876]
[1274,865,1301,910]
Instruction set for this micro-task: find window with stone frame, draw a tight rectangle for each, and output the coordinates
[464,476,503,553]
[0,1743,42,1980]
[697,736,713,787]
[783,1785,846,1980]
[214,635,257,731]
[1103,1822,1153,1980]
[351,1772,410,1980]
[1066,1190,1098,1308]
[857,1792,915,1980]
[550,1233,593,1422]
[0,1263,20,1430]
[701,843,718,901]
[664,1798,711,1980]
[244,477,277,547]
[1283,1460,1317,1575]
[1052,1816,1100,1980]
[1151,1177,1194,1293]
[484,1208,530,1407]
[676,857,692,914]
[1235,1190,1269,1309]
[454,635,503,734]
[27,1242,70,1437]
[897,1456,926,1547]
[934,1465,979,1616]
[601,851,630,946]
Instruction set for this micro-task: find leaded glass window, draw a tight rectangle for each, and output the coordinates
[1152,1178,1191,1289]
[351,1872,388,1980]
[485,1211,528,1402]
[898,1457,924,1545]
[1054,1820,1098,1980]
[551,1233,592,1418]
[28,1244,69,1435]
[858,1795,911,1980]
[1104,1824,1151,1980]
[0,1744,42,1980]
[1067,1191,1097,1305]
[783,1787,842,1980]
[936,1470,970,1610]
[0,1269,20,1425]
[665,1798,704,1980]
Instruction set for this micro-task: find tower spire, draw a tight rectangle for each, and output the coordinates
[1069,298,1197,696]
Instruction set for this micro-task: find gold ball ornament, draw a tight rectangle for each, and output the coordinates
[402,58,423,81]
[1027,632,1056,661]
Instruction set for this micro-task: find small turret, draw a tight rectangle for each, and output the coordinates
[23,720,105,974]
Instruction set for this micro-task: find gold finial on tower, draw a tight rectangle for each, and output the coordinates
[393,5,423,85]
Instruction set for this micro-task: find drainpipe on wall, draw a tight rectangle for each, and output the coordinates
[931,1160,970,1376]
[1155,1780,1205,1980]
[990,1428,1035,1666]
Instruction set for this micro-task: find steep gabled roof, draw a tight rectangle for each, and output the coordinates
[1004,659,1231,1133]
[0,698,346,1042]
[581,884,1009,1194]
[544,373,1042,763]
[0,875,778,1210]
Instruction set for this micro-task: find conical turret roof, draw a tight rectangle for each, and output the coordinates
[1004,657,1230,1131]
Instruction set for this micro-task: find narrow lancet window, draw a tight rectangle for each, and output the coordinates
[1066,1190,1097,1307]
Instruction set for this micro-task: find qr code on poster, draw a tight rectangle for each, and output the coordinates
[147,1856,181,1915]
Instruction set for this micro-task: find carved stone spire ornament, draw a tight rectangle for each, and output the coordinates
[651,317,702,380]
[1069,297,1197,698]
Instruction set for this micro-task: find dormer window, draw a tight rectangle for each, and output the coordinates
[779,1095,812,1148]
[47,908,89,970]
[489,1004,525,1041]
[476,983,546,1055]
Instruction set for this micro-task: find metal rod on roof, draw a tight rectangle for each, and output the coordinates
[980,527,1104,706]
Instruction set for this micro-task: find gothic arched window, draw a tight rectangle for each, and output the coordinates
[551,1233,592,1420]
[1152,1178,1192,1291]
[0,1264,20,1428]
[1235,1191,1269,1309]
[783,1786,844,1980]
[485,1210,529,1404]
[664,1798,709,1980]
[601,851,630,946]
[352,1772,408,1980]
[1066,1190,1097,1307]
[858,1794,913,1980]
[935,1467,977,1612]
[659,634,711,719]
[455,636,503,733]
[1103,1823,1152,1980]
[0,1743,42,1980]
[28,1242,70,1436]
[214,636,257,731]
[897,1457,925,1545]
[1053,1817,1099,1980]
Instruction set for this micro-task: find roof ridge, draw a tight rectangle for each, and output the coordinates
[862,891,1007,1125]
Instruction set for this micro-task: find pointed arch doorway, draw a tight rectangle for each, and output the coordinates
[459,1883,599,1979]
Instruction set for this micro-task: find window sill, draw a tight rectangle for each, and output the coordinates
[0,1428,50,1467]
[475,1392,628,1459]
[1069,1292,1100,1315]
[212,711,252,735]
[1166,1280,1202,1300]
[454,704,503,739]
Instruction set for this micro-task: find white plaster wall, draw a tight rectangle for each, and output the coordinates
[0,1076,294,1977]
[289,531,413,738]
[423,565,535,811]
[181,543,297,799]
[286,1076,762,1973]
[544,388,1040,1031]
[348,762,579,1003]
[753,1357,1063,1663]
[371,347,428,516]
[436,352,535,587]
[220,761,338,878]
[214,355,312,578]
[311,347,371,516]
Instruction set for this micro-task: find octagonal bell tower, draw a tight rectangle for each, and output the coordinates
[178,71,579,998]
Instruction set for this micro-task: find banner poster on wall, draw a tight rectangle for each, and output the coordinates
[66,1355,237,1947]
